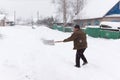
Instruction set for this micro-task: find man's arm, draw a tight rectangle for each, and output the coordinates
[63,33,77,42]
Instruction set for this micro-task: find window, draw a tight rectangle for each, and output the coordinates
[79,22,83,27]
[94,20,100,25]
[87,21,91,25]
[111,20,120,22]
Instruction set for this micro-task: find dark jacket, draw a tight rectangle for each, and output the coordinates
[63,29,87,50]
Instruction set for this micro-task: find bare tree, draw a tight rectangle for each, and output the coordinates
[51,0,55,3]
[71,0,86,15]
[53,0,86,25]
[54,0,70,26]
[68,0,86,22]
[63,0,67,26]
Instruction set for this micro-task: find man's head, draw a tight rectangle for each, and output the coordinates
[73,25,80,32]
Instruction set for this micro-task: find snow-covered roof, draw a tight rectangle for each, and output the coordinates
[74,0,120,20]
[0,14,5,20]
[6,16,14,22]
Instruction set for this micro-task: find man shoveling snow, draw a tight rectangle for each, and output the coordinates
[61,25,88,68]
[42,25,88,68]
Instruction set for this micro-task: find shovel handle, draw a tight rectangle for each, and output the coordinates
[54,41,63,43]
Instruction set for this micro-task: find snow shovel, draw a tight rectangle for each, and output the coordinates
[41,38,63,46]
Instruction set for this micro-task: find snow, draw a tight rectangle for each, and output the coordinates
[75,0,119,19]
[86,25,100,28]
[0,14,5,20]
[100,21,120,29]
[0,25,120,80]
[6,16,14,22]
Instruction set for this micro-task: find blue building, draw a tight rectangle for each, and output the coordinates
[74,0,120,27]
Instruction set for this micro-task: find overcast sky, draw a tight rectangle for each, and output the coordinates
[0,0,55,19]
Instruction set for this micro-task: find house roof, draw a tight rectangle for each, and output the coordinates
[6,16,14,22]
[0,14,5,20]
[74,0,120,20]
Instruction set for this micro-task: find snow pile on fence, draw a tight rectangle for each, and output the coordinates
[100,21,120,30]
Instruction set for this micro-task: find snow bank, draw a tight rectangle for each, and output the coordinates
[100,21,120,30]
[86,25,100,28]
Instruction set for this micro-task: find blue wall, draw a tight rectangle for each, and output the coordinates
[105,1,120,16]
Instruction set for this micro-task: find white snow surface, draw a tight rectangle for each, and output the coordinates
[0,25,120,80]
[100,21,120,30]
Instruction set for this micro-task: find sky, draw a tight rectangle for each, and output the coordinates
[0,0,55,19]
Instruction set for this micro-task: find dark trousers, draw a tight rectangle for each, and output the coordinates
[76,48,88,66]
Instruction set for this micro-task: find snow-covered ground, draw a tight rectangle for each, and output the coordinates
[0,25,120,80]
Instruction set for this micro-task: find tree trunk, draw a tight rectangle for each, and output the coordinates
[63,0,67,27]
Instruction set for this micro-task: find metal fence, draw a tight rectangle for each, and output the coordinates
[52,25,72,32]
[85,27,120,39]
[52,25,120,39]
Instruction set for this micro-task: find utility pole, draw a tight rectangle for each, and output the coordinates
[37,11,40,21]
[37,11,40,26]
[14,11,16,25]
[31,16,35,29]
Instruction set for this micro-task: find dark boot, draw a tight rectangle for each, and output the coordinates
[82,62,88,66]
[75,65,80,68]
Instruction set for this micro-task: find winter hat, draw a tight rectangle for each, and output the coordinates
[74,25,80,29]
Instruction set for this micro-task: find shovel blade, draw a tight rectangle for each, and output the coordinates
[41,39,55,46]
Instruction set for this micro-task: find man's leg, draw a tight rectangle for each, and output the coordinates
[75,50,81,67]
[79,48,88,65]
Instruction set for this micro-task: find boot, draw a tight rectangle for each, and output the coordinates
[82,62,88,66]
[75,65,80,68]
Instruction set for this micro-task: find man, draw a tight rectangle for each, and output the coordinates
[63,25,88,68]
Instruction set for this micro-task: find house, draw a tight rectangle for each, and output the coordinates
[6,16,15,26]
[74,0,120,27]
[0,14,6,26]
